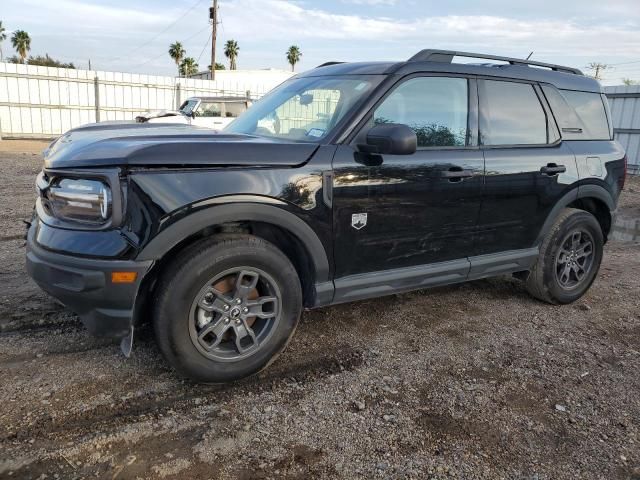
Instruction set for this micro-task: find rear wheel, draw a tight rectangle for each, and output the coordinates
[154,235,302,383]
[526,208,604,304]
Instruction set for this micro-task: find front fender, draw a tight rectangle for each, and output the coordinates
[136,200,331,284]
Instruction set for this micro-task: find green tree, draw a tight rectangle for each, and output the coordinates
[168,41,185,77]
[27,54,75,68]
[11,30,31,64]
[286,45,301,72]
[179,57,198,77]
[224,39,239,70]
[209,62,225,71]
[0,21,6,62]
[622,78,637,86]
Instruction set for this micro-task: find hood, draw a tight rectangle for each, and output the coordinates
[44,122,318,169]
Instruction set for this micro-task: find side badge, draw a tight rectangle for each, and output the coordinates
[351,213,368,230]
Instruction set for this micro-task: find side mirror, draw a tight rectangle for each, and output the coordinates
[362,123,417,155]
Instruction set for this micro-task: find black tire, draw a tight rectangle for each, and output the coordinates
[153,234,302,383]
[526,208,604,304]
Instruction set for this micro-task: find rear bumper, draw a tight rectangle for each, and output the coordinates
[26,223,152,338]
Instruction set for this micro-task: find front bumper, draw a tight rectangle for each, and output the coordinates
[26,222,153,338]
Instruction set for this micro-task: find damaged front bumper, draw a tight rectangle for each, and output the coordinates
[25,221,152,340]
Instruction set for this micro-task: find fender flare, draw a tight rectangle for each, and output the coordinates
[536,184,615,245]
[136,201,330,283]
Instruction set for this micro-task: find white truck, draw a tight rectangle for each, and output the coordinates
[136,96,252,130]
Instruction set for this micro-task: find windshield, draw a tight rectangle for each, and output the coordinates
[225,75,382,142]
[179,99,199,116]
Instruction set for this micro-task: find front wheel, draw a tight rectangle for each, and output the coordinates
[526,208,604,304]
[153,235,302,383]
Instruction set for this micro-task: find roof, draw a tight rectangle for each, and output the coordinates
[301,50,602,93]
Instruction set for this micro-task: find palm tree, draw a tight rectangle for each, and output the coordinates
[224,39,239,70]
[168,41,185,77]
[286,45,301,72]
[11,30,31,64]
[0,22,6,62]
[179,57,198,77]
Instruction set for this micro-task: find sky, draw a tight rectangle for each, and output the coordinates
[1,0,639,85]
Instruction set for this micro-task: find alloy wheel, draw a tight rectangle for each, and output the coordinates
[189,267,281,362]
[554,229,595,291]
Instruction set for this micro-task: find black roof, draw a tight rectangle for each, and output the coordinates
[301,49,601,93]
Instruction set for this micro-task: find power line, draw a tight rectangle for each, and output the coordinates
[118,0,206,60]
[196,30,213,66]
[609,59,640,66]
[137,23,211,68]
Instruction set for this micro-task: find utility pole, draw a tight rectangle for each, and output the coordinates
[210,0,218,81]
[587,62,610,81]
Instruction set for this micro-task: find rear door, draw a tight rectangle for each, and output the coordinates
[474,79,578,257]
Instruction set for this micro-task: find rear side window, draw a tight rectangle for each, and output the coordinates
[560,90,610,140]
[481,80,547,145]
[374,76,469,147]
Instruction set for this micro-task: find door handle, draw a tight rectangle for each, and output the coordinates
[442,168,474,181]
[540,163,566,175]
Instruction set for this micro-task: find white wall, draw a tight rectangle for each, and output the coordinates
[0,63,294,138]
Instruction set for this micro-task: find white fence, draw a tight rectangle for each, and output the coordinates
[0,63,294,138]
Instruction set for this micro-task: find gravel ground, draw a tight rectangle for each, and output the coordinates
[1,140,639,480]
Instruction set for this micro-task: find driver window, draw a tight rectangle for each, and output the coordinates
[374,77,468,147]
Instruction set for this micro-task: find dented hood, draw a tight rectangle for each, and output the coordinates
[43,122,318,169]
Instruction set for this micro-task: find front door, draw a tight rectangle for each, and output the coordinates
[332,75,484,283]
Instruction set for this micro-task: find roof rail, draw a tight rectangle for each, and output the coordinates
[316,61,345,68]
[408,49,583,75]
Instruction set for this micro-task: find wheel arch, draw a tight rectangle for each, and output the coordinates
[135,201,333,311]
[536,185,615,245]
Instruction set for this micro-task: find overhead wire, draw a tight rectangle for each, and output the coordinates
[116,0,207,61]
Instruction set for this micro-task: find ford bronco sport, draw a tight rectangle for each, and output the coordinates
[26,50,627,382]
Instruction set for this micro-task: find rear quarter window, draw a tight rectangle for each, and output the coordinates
[543,85,610,140]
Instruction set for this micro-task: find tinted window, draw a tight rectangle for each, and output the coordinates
[560,90,610,140]
[482,80,547,145]
[198,102,223,117]
[225,102,247,118]
[541,85,584,140]
[374,77,468,147]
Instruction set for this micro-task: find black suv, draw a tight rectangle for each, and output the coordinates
[26,50,627,382]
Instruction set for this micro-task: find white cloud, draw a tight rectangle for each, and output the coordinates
[2,0,639,81]
[218,0,639,57]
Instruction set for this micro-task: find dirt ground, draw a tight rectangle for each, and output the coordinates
[1,140,639,480]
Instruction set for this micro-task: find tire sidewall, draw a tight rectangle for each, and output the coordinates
[155,240,301,383]
[542,212,604,304]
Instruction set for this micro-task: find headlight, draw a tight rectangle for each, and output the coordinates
[44,178,112,225]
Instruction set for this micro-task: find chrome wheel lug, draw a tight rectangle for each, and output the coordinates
[236,298,242,304]
[235,319,241,325]
[242,307,249,313]
[224,305,230,311]
[223,317,229,324]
